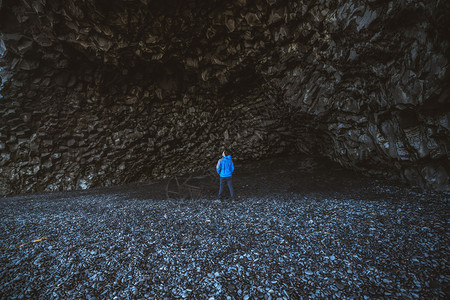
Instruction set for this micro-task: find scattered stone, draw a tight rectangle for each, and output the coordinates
[0,158,447,298]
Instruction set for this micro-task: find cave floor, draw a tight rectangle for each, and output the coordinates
[0,155,449,299]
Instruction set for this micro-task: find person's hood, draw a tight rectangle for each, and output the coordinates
[223,155,232,160]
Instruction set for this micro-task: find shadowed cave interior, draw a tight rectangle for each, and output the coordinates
[0,0,449,195]
[0,2,449,299]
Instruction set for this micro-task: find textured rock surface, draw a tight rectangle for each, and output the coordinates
[0,0,449,195]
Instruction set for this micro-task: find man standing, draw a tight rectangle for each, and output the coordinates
[216,150,235,201]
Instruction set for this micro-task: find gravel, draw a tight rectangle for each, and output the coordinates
[1,156,449,299]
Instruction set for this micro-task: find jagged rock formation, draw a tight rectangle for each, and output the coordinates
[0,0,449,195]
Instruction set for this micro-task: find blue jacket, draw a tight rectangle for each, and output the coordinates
[216,155,234,177]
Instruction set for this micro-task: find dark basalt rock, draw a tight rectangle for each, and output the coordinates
[0,0,449,195]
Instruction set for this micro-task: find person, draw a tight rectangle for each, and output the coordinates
[216,150,235,201]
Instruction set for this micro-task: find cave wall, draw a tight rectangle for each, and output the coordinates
[0,0,449,195]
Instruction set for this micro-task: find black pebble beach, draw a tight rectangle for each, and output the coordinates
[1,156,448,299]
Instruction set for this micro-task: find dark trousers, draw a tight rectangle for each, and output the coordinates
[218,176,234,199]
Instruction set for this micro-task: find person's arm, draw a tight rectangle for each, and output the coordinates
[216,159,222,174]
[231,160,235,173]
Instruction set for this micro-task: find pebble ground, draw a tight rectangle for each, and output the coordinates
[1,156,448,299]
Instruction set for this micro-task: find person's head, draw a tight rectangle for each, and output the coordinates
[222,150,229,157]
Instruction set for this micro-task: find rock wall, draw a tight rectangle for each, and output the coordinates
[0,0,449,195]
